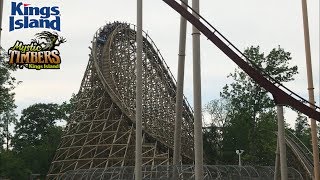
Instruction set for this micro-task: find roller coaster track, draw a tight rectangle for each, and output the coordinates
[163,0,320,121]
[47,1,320,179]
[47,22,195,179]
[285,130,315,178]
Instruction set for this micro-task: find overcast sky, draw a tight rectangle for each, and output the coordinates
[2,0,319,127]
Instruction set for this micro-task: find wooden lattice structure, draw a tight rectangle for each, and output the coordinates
[46,22,194,179]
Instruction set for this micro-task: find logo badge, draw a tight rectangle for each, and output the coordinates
[9,2,61,32]
[8,31,66,70]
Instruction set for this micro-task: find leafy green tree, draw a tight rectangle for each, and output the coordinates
[17,126,64,179]
[0,150,30,179]
[59,93,77,121]
[1,111,16,150]
[294,113,311,149]
[7,101,72,179]
[0,47,19,150]
[218,46,298,165]
[203,99,229,164]
[12,103,65,151]
[205,99,229,128]
[1,126,64,180]
[203,126,222,164]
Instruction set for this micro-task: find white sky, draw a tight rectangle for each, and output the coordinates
[1,0,319,128]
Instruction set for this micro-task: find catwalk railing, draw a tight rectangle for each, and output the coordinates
[162,0,320,121]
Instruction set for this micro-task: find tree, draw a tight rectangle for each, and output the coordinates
[8,101,72,179]
[0,47,19,150]
[1,111,16,150]
[217,46,298,165]
[17,126,64,179]
[204,99,229,128]
[59,93,77,121]
[203,99,229,164]
[0,150,30,179]
[12,103,66,151]
[294,113,311,149]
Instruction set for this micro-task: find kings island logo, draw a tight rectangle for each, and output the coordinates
[8,31,66,70]
[9,2,61,32]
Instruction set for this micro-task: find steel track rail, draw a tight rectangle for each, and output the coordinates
[162,0,320,120]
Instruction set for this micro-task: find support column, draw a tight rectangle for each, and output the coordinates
[135,0,143,179]
[191,0,203,179]
[277,105,288,180]
[274,138,280,180]
[301,0,320,179]
[173,0,188,169]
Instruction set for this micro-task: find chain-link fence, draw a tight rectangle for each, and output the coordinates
[60,165,303,180]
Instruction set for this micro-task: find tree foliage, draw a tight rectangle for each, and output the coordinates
[294,113,311,150]
[12,103,66,151]
[0,150,30,179]
[203,99,229,164]
[0,48,17,114]
[204,46,298,165]
[0,96,74,179]
[0,47,19,149]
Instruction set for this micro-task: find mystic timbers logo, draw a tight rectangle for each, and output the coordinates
[9,2,61,31]
[8,31,66,70]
